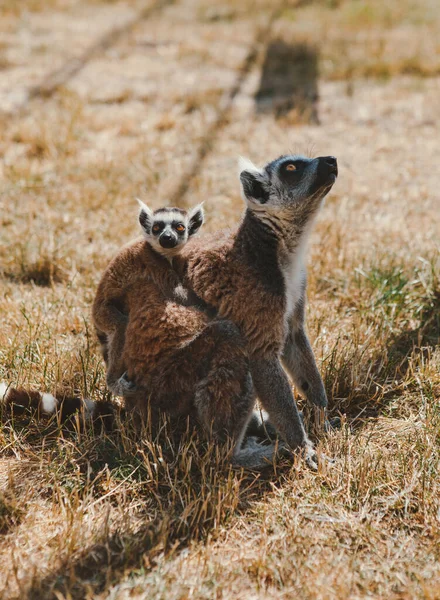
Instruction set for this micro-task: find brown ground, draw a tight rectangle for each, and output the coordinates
[0,1,439,598]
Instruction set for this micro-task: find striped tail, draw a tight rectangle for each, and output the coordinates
[0,381,115,428]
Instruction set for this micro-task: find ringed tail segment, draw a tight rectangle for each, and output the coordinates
[0,381,114,427]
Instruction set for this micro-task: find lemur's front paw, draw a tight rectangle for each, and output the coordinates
[306,382,328,409]
[109,372,137,396]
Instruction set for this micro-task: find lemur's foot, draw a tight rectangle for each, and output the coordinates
[109,372,137,396]
[244,436,263,449]
[303,443,319,471]
[302,441,334,471]
[245,437,291,461]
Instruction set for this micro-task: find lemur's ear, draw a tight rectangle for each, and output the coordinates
[238,157,269,205]
[188,203,205,236]
[136,198,154,235]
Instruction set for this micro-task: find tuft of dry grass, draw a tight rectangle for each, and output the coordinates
[4,255,68,287]
[0,487,24,535]
[0,0,439,598]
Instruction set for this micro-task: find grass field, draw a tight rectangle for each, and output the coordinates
[0,0,439,598]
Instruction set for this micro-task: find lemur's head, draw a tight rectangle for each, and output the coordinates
[137,200,204,258]
[239,154,337,216]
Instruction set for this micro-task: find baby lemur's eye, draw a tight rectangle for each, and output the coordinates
[285,163,297,171]
[152,224,161,233]
[175,224,185,233]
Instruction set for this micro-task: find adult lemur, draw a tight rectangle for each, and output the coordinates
[171,154,338,466]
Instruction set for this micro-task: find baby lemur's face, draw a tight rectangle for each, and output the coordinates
[137,201,204,258]
[239,154,338,213]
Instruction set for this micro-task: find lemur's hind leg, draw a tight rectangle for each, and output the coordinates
[94,301,131,395]
[105,323,137,396]
[193,320,282,470]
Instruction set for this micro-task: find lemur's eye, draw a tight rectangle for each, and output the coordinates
[175,224,185,233]
[152,224,160,233]
[286,163,297,171]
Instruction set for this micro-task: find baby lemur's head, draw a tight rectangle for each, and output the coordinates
[137,200,204,258]
[239,154,338,218]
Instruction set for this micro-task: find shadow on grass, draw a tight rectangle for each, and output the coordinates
[27,516,168,600]
[255,40,319,123]
[1,413,282,600]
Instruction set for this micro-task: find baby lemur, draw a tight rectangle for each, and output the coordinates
[1,204,206,425]
[93,202,264,468]
[92,201,209,397]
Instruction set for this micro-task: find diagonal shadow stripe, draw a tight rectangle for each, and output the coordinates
[168,2,284,207]
[7,0,175,116]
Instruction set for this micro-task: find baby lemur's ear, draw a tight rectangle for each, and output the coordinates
[136,198,154,235]
[238,157,270,205]
[188,203,205,236]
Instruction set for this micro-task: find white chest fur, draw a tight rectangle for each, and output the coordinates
[281,225,312,319]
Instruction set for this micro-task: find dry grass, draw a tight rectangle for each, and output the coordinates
[277,0,440,81]
[0,0,439,598]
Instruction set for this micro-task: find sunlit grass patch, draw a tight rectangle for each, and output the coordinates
[355,257,440,336]
[313,255,440,416]
[278,0,440,82]
[7,91,84,162]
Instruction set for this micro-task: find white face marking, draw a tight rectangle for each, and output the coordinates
[238,156,261,177]
[147,209,189,259]
[41,393,57,413]
[155,209,181,221]
[0,382,9,402]
[137,202,204,260]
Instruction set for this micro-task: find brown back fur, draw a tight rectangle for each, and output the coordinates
[175,230,286,359]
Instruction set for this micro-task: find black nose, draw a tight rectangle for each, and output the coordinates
[159,233,178,249]
[316,155,338,188]
[323,156,338,173]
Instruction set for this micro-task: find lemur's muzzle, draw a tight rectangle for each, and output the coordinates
[317,156,338,185]
[159,232,178,248]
